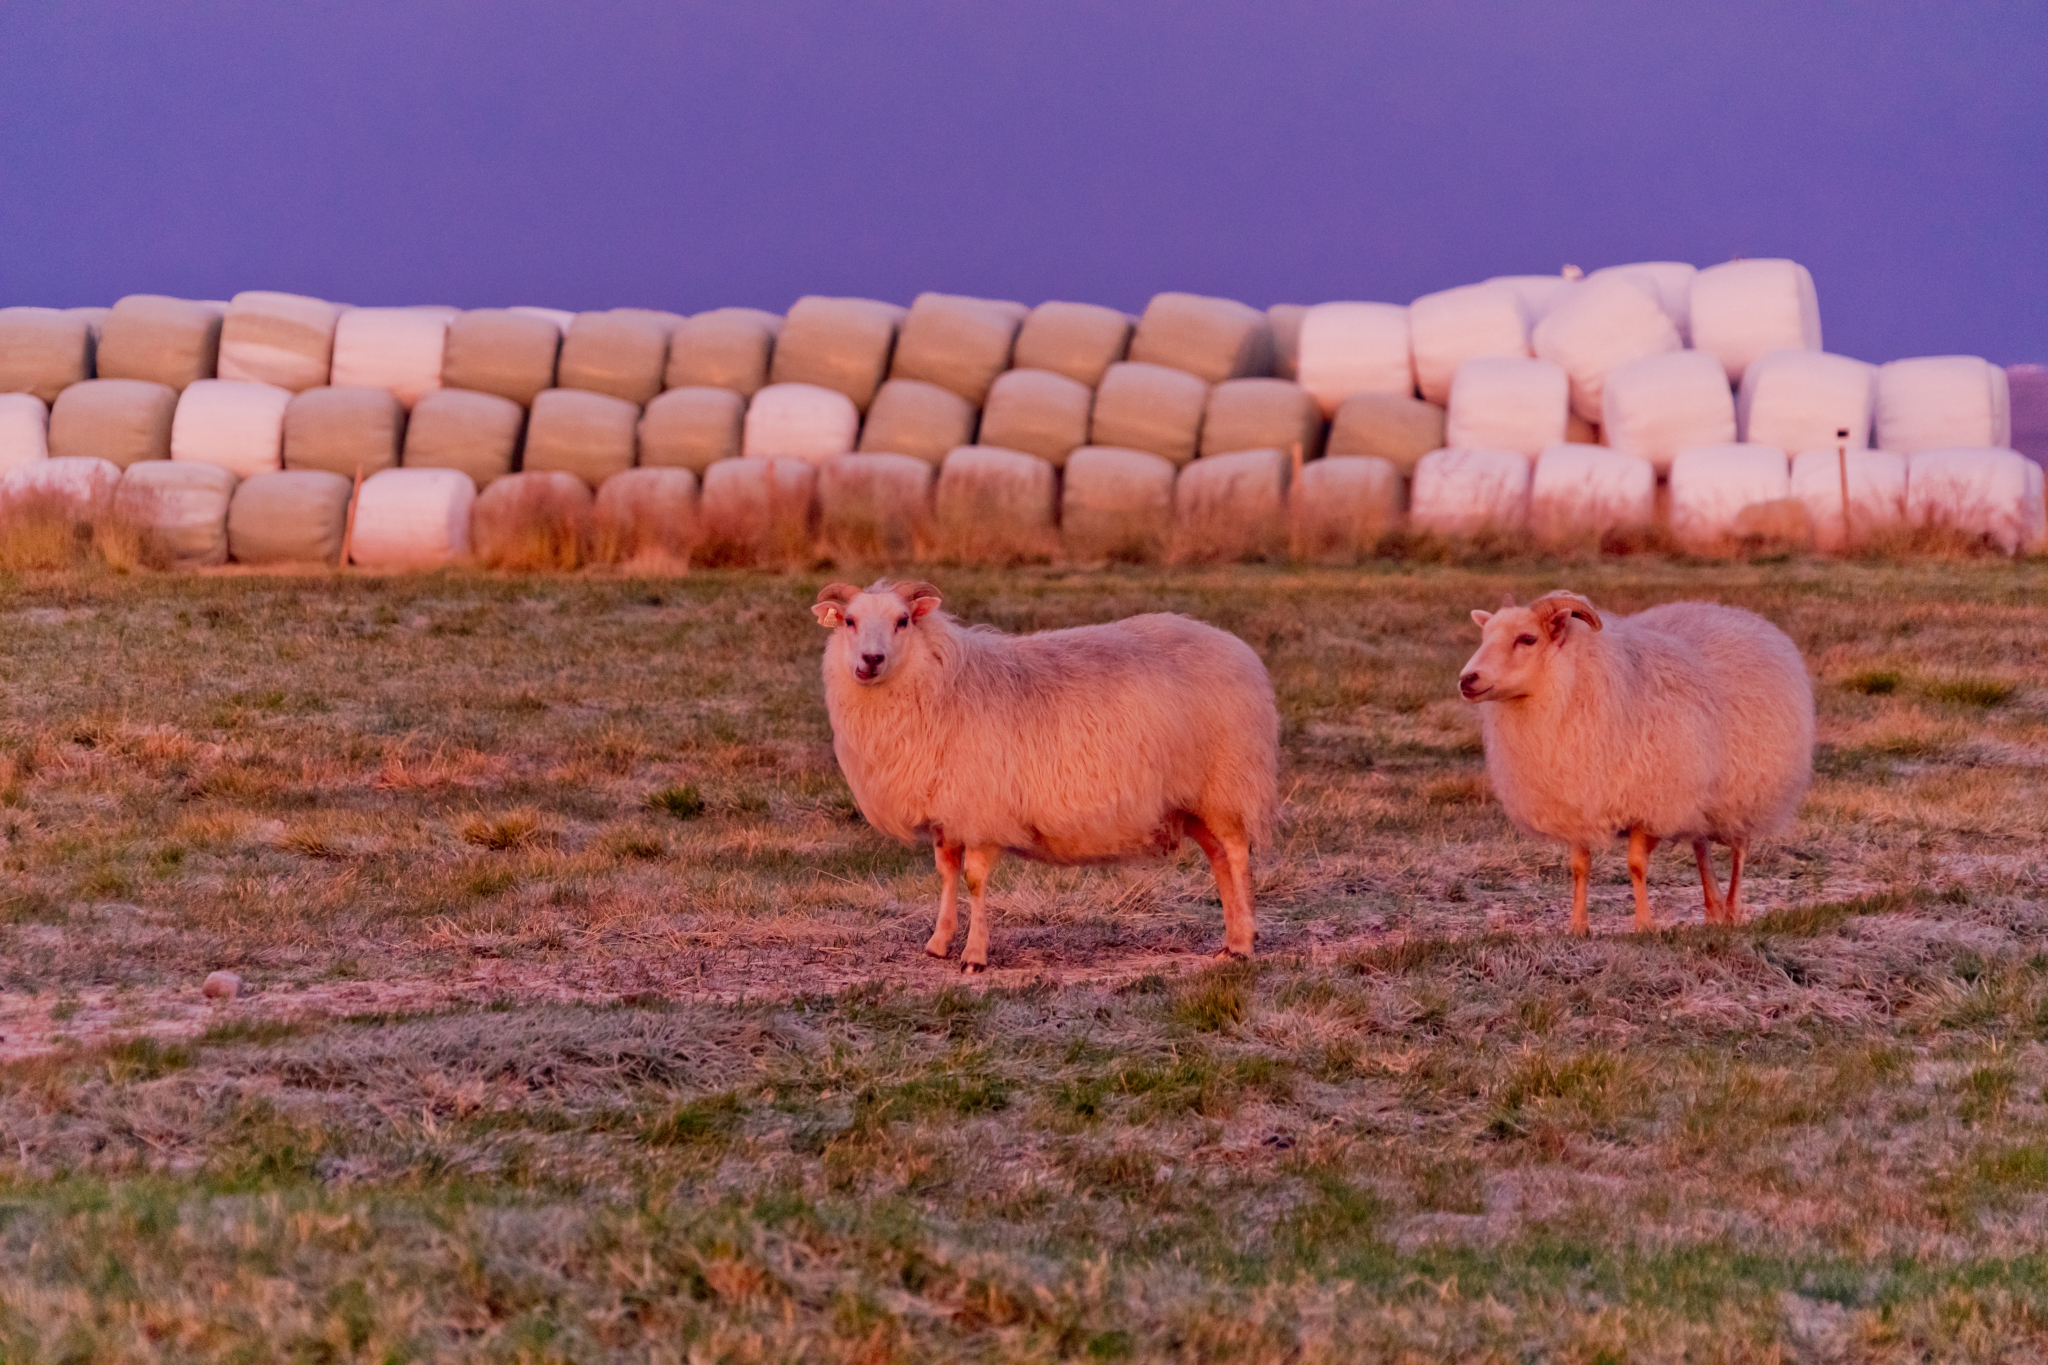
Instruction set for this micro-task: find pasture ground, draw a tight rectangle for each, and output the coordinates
[1,557,2046,1362]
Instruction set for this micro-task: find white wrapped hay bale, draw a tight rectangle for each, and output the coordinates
[1601,350,1737,475]
[1267,304,1307,382]
[1789,447,1906,551]
[697,456,817,565]
[664,308,781,397]
[1297,302,1413,417]
[1012,301,1132,388]
[1410,447,1532,536]
[978,368,1091,467]
[557,311,669,406]
[49,379,177,468]
[281,386,404,479]
[0,393,49,474]
[217,292,343,392]
[1689,259,1821,383]
[403,389,524,489]
[1060,446,1177,563]
[639,387,744,474]
[349,467,475,568]
[471,469,593,570]
[2006,364,2047,467]
[97,296,222,391]
[1529,443,1656,540]
[1,456,121,530]
[1129,293,1273,384]
[889,293,1025,405]
[1667,444,1791,547]
[818,453,933,562]
[112,460,237,568]
[1587,261,1697,343]
[440,309,561,406]
[1325,392,1445,476]
[329,307,448,408]
[173,379,295,478]
[226,469,354,566]
[1409,284,1529,406]
[1738,350,1876,455]
[1531,273,1681,424]
[1089,362,1208,466]
[1445,357,1569,459]
[1172,447,1288,563]
[1875,356,2011,455]
[591,466,699,565]
[768,296,906,411]
[1905,448,2045,553]
[742,382,860,465]
[1288,455,1400,563]
[1486,274,1577,323]
[856,378,977,464]
[1200,378,1323,461]
[523,388,639,488]
[930,446,1059,563]
[509,305,578,332]
[0,308,94,405]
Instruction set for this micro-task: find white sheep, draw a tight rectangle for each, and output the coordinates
[1457,590,1813,932]
[812,579,1279,972]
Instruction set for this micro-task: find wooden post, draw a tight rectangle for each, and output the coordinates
[1835,428,1851,552]
[340,464,365,567]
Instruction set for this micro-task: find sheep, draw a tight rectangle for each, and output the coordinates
[812,579,1279,972]
[1457,590,1813,933]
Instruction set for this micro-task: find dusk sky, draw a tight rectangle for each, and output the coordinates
[3,2,2042,365]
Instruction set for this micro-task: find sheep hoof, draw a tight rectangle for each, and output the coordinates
[924,943,950,960]
[961,961,986,975]
[1213,948,1252,962]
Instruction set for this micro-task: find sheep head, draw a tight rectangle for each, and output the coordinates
[1459,591,1602,703]
[812,579,943,686]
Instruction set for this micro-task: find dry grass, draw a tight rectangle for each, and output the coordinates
[1,557,2047,1360]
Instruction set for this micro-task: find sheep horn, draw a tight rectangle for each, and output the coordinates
[1535,591,1603,631]
[816,582,860,606]
[893,580,943,608]
[1498,593,1516,610]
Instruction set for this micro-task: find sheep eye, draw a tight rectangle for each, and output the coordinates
[845,617,857,628]
[1515,634,1538,647]
[896,616,909,630]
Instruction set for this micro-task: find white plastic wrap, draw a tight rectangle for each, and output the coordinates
[1789,447,1906,551]
[1408,283,1529,406]
[1485,275,1577,323]
[1667,443,1791,545]
[1875,356,2011,455]
[1905,447,2045,553]
[217,291,342,392]
[1530,443,1656,539]
[1296,302,1413,417]
[113,460,238,567]
[1444,357,1569,458]
[1060,446,1178,562]
[741,382,861,465]
[931,446,1059,562]
[329,307,449,408]
[1600,350,1737,475]
[1409,447,1532,535]
[1738,350,1876,455]
[1689,259,1821,383]
[1587,261,1697,342]
[1530,273,1681,424]
[1288,455,1400,561]
[817,452,934,561]
[1172,447,1288,562]
[1,455,121,513]
[170,378,294,477]
[348,467,475,568]
[0,392,49,474]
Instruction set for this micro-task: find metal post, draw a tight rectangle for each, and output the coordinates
[1835,428,1851,552]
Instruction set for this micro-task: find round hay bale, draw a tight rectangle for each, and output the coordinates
[97,296,222,391]
[1601,350,1737,475]
[665,308,780,397]
[888,293,1024,406]
[1060,446,1177,563]
[329,307,448,408]
[930,445,1058,564]
[174,379,295,478]
[471,470,594,570]
[1172,447,1288,563]
[1267,304,1307,381]
[1445,357,1569,459]
[402,389,524,489]
[282,386,404,479]
[1289,455,1400,563]
[1689,259,1820,384]
[1298,302,1414,417]
[1325,391,1445,476]
[509,306,578,332]
[1089,362,1207,466]
[0,393,48,474]
[217,291,342,392]
[557,311,669,406]
[2010,364,2048,468]
[1129,293,1274,384]
[591,466,699,566]
[768,296,906,411]
[1485,274,1577,323]
[1409,284,1529,406]
[696,456,817,566]
[1530,443,1656,541]
[0,307,93,405]
[1200,378,1323,460]
[1012,301,1132,388]
[49,379,177,469]
[227,470,354,566]
[1789,447,1906,552]
[1876,355,2009,456]
[523,388,639,488]
[1905,447,2045,554]
[1667,444,1792,549]
[1738,350,1876,456]
[1587,261,1698,343]
[742,382,860,465]
[818,453,933,563]
[349,467,475,569]
[112,460,237,568]
[1530,274,1681,424]
[857,378,976,465]
[2,455,120,514]
[441,309,561,406]
[978,368,1091,467]
[639,387,744,474]
[1410,447,1532,536]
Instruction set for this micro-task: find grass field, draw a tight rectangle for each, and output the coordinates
[1,555,2046,1362]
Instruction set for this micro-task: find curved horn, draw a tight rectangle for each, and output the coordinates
[815,582,860,606]
[1533,591,1602,631]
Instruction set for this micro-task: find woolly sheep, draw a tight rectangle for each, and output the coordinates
[1458,591,1812,933]
[813,580,1279,971]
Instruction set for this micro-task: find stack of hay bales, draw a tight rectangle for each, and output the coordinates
[592,467,698,566]
[1297,302,1412,417]
[1790,448,1907,551]
[1689,259,1820,383]
[742,382,859,464]
[1200,379,1323,461]
[471,469,593,569]
[1409,284,1529,406]
[1905,448,2045,553]
[889,293,1024,406]
[1289,455,1401,562]
[1875,356,2010,454]
[1409,447,1532,535]
[282,386,405,478]
[330,307,451,408]
[227,470,355,566]
[666,308,781,396]
[769,296,905,411]
[1129,293,1274,383]
[1089,362,1207,466]
[1173,447,1289,562]
[1013,301,1131,387]
[818,453,933,562]
[1531,273,1681,424]
[931,446,1058,563]
[1738,350,1876,454]
[1667,444,1793,549]
[1530,444,1656,541]
[696,456,816,565]
[113,461,237,567]
[523,388,638,486]
[0,307,95,404]
[979,368,1092,465]
[0,393,49,473]
[1325,391,1445,475]
[639,387,744,473]
[217,292,342,391]
[440,308,561,405]
[173,379,295,477]
[857,378,976,464]
[557,310,670,406]
[49,380,178,467]
[1601,350,1738,474]
[403,389,524,487]
[1445,357,1569,458]
[96,296,222,390]
[349,467,475,568]
[1060,446,1176,562]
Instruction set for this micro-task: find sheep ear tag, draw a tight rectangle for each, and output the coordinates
[811,603,844,628]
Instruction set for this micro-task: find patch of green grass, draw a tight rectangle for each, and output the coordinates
[645,783,706,819]
[1843,668,1902,695]
[1170,959,1257,1032]
[640,1091,746,1148]
[1925,677,2017,707]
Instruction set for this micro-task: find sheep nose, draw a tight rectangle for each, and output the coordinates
[1459,671,1482,694]
[861,653,885,671]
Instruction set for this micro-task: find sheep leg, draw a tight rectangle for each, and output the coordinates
[926,842,964,958]
[1724,844,1746,926]
[1187,814,1255,958]
[1628,827,1659,931]
[960,846,1001,974]
[1693,840,1727,925]
[1569,845,1591,936]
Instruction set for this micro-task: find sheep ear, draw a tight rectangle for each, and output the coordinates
[813,582,858,628]
[811,602,845,628]
[895,580,943,620]
[1471,609,1493,628]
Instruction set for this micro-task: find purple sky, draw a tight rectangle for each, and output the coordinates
[3,2,2043,364]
